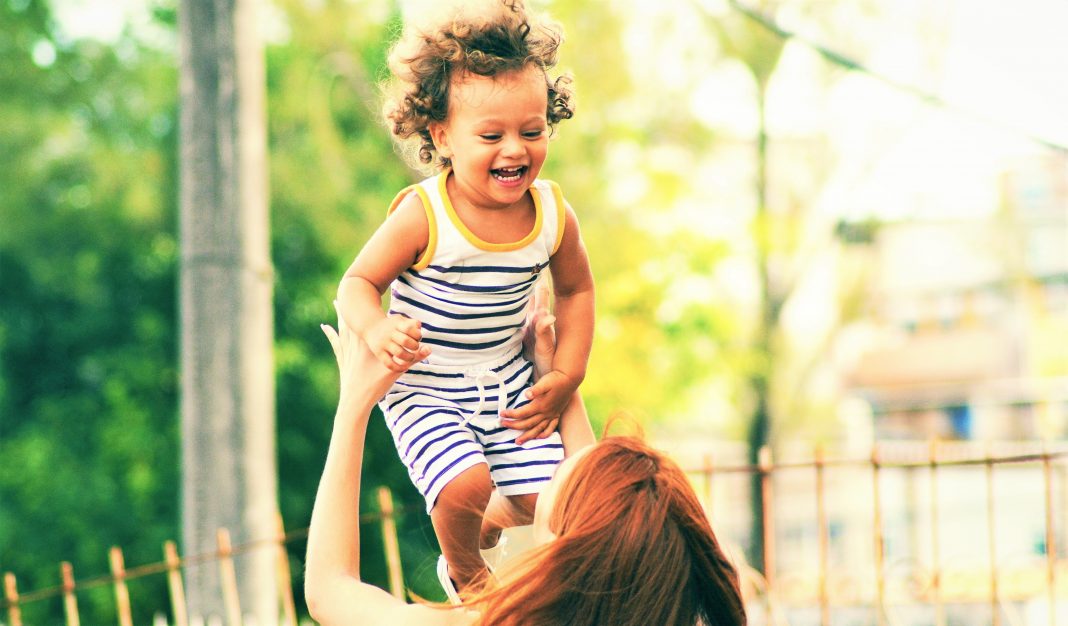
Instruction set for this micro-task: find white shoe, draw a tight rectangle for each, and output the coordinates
[436,555,462,605]
[480,534,508,573]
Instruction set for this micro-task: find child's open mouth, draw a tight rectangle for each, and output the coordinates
[491,166,527,183]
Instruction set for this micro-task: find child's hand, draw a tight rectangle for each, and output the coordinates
[362,314,427,372]
[500,370,579,444]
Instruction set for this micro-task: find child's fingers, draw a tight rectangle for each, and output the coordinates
[499,402,540,425]
[393,315,422,339]
[391,346,431,370]
[391,330,421,352]
[536,418,560,440]
[524,377,553,400]
[514,417,558,445]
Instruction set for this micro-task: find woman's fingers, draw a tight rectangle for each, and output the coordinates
[321,324,342,367]
[532,278,551,313]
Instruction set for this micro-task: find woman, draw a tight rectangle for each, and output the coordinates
[305,309,747,626]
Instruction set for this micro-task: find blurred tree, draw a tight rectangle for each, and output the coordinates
[177,0,277,620]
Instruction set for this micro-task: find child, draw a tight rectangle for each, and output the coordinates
[335,0,595,601]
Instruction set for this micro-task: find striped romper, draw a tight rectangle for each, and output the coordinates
[380,171,567,513]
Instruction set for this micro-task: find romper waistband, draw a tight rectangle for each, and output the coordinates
[397,348,527,383]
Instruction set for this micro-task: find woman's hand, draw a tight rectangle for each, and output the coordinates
[522,279,556,380]
[322,301,429,405]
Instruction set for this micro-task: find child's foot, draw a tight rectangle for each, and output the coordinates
[480,534,508,574]
[436,555,463,605]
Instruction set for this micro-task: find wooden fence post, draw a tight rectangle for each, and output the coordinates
[377,487,405,600]
[216,529,243,626]
[4,572,22,626]
[275,514,298,626]
[109,547,134,626]
[61,561,80,626]
[164,541,189,626]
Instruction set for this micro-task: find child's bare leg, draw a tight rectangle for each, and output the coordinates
[480,492,538,549]
[430,464,493,591]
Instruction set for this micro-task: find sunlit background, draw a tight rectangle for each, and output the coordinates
[2,0,1066,623]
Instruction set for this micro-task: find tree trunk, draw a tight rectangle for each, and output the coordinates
[178,0,277,622]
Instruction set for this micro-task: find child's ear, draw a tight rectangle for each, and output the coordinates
[429,122,453,159]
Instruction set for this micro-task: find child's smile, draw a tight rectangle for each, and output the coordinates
[430,65,549,213]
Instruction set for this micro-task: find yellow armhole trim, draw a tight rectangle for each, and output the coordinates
[437,170,543,252]
[547,180,567,255]
[387,184,437,271]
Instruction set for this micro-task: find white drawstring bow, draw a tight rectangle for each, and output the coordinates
[462,367,508,424]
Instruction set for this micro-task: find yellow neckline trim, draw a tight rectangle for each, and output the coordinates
[437,170,543,252]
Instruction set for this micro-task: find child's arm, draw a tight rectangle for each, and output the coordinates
[501,202,594,433]
[337,193,430,372]
[518,279,595,450]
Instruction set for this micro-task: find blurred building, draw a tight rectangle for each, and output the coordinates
[844,153,1068,442]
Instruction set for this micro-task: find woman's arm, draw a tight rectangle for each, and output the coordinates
[304,311,468,626]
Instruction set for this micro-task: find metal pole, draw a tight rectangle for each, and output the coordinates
[872,445,886,626]
[986,444,1001,626]
[1044,446,1057,626]
[815,444,830,626]
[929,439,945,626]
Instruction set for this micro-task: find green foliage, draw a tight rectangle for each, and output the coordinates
[0,1,179,623]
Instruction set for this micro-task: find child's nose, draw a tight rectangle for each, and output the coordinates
[501,135,524,157]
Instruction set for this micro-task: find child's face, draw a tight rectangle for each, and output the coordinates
[430,65,549,210]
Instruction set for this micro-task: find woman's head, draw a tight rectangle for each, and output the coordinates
[383,0,574,171]
[475,437,747,626]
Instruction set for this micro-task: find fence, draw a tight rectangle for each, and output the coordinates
[0,487,416,626]
[686,440,1068,626]
[3,443,1067,625]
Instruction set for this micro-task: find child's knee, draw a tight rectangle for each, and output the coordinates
[435,464,493,513]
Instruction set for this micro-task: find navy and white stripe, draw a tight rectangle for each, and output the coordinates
[378,172,566,513]
[381,349,563,513]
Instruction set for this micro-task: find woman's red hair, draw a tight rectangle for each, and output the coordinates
[468,436,747,626]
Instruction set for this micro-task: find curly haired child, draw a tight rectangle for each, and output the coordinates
[335,0,595,601]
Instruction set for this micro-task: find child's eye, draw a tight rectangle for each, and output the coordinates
[523,130,544,139]
[479,134,502,141]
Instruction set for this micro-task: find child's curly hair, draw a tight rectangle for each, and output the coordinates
[383,0,574,170]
